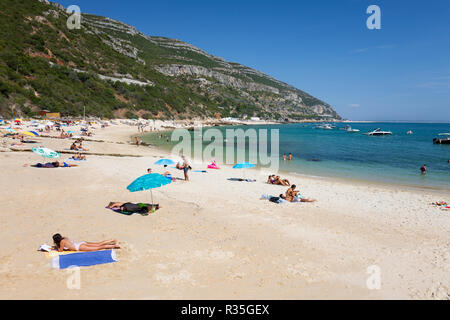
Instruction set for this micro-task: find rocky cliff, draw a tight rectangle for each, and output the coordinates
[0,0,341,121]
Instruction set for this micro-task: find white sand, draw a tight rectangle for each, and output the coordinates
[0,123,449,299]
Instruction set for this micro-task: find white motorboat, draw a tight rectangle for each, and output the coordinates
[342,125,360,133]
[407,130,413,135]
[314,123,334,130]
[364,128,393,136]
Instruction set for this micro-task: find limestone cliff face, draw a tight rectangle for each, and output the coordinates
[79,11,341,120]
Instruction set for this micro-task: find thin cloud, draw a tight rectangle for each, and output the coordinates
[351,44,396,54]
[349,104,360,108]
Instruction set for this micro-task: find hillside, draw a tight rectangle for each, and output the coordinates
[0,0,341,121]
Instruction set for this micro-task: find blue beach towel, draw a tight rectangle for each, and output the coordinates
[51,249,117,269]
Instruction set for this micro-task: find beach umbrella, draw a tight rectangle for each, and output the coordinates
[154,159,176,166]
[22,131,39,137]
[127,173,171,208]
[32,147,60,161]
[5,128,17,133]
[233,162,256,180]
[233,162,255,169]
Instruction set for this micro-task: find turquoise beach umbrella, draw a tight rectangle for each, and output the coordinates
[154,159,176,166]
[32,147,60,159]
[233,162,255,169]
[127,173,172,207]
[233,162,255,180]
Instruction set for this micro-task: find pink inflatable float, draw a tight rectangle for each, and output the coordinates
[207,162,220,169]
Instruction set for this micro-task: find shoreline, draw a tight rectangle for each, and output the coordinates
[138,129,450,195]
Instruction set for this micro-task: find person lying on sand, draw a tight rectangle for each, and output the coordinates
[284,185,316,203]
[72,153,86,160]
[24,161,78,168]
[108,202,161,213]
[267,175,290,186]
[52,233,120,252]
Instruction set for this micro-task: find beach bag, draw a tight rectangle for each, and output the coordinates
[269,197,281,204]
[122,203,149,214]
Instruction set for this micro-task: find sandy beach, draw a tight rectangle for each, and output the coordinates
[0,122,449,300]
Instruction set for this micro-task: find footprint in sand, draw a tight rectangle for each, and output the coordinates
[193,249,234,261]
[154,270,196,286]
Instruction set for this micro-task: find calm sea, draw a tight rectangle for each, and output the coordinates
[143,122,450,191]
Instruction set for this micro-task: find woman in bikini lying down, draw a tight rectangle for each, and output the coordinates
[52,233,120,252]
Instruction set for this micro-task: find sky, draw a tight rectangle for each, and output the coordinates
[56,0,450,121]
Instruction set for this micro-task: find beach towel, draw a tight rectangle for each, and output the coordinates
[228,178,256,182]
[192,170,207,173]
[260,194,299,204]
[51,249,117,269]
[45,250,78,259]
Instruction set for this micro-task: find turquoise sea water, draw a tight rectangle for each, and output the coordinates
[143,122,450,191]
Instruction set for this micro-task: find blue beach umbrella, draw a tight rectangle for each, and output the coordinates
[154,159,176,166]
[232,162,256,180]
[127,173,172,207]
[233,162,255,169]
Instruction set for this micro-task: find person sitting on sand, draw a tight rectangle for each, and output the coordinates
[72,153,86,161]
[70,142,79,151]
[283,185,316,203]
[267,175,276,184]
[267,175,290,186]
[274,175,290,186]
[52,233,120,252]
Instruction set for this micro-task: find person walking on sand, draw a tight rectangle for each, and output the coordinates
[135,137,141,147]
[181,155,191,181]
[52,233,120,252]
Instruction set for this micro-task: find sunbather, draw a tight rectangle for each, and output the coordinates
[72,153,86,160]
[25,161,78,168]
[267,175,290,186]
[283,185,316,203]
[108,202,161,214]
[52,233,120,252]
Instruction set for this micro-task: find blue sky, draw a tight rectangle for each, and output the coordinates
[57,0,450,121]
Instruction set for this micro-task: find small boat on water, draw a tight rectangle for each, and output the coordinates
[433,133,450,145]
[407,130,413,135]
[341,125,360,133]
[314,123,334,130]
[364,128,393,136]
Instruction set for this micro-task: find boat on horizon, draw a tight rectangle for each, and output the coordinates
[364,128,393,136]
